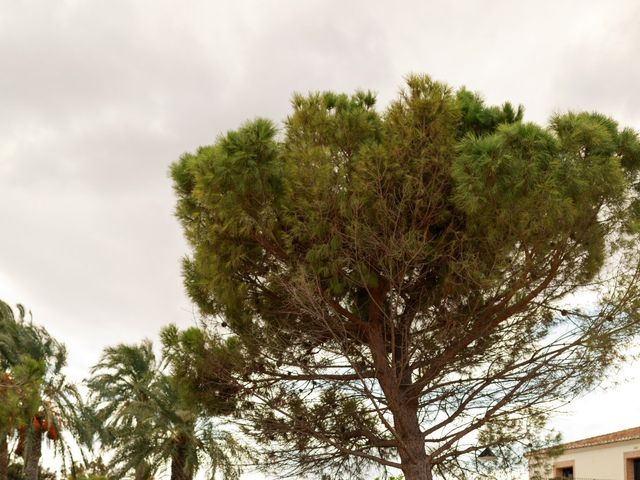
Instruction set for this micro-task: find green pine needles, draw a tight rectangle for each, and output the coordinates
[171,74,640,480]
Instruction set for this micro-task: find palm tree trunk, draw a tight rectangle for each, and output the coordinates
[170,433,192,480]
[0,434,8,480]
[23,428,42,480]
[134,463,151,480]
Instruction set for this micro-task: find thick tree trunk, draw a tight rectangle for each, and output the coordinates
[170,434,192,480]
[397,439,433,479]
[0,434,8,480]
[23,428,42,480]
[402,463,433,480]
[394,401,433,480]
[366,292,433,480]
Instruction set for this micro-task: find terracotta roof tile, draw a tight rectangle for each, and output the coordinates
[559,426,640,451]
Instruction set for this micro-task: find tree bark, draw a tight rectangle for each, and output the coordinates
[23,428,42,480]
[395,402,433,480]
[0,434,8,480]
[402,463,433,480]
[170,433,192,480]
[366,287,433,480]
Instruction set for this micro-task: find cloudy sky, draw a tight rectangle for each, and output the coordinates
[1,0,640,477]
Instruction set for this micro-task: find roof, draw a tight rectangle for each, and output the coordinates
[558,426,640,450]
[527,426,640,457]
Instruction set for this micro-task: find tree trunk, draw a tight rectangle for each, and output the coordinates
[170,433,192,480]
[394,401,433,480]
[0,434,8,480]
[23,428,42,480]
[402,463,433,480]
[366,303,433,480]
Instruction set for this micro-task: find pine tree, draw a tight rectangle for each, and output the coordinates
[171,74,640,480]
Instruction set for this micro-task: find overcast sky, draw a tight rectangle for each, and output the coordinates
[1,0,640,477]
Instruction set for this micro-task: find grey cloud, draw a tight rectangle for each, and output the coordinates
[551,5,640,128]
[0,0,401,348]
[1,4,639,461]
[0,0,402,383]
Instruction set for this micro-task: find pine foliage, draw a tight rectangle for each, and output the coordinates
[171,74,640,479]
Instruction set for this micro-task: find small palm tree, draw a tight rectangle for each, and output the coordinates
[87,339,249,480]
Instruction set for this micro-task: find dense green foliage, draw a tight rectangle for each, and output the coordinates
[160,325,244,417]
[171,74,640,480]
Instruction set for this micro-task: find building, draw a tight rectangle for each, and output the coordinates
[528,426,640,480]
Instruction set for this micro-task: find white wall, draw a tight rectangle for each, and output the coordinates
[529,439,640,480]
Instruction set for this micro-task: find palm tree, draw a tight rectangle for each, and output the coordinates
[86,342,156,480]
[0,356,44,480]
[0,301,43,480]
[0,300,87,480]
[87,339,249,480]
[24,343,86,480]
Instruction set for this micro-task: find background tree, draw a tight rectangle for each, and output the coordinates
[1,300,37,480]
[171,74,640,480]
[0,357,43,480]
[86,341,156,480]
[0,300,87,480]
[87,333,250,480]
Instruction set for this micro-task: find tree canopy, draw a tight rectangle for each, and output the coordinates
[171,74,640,480]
